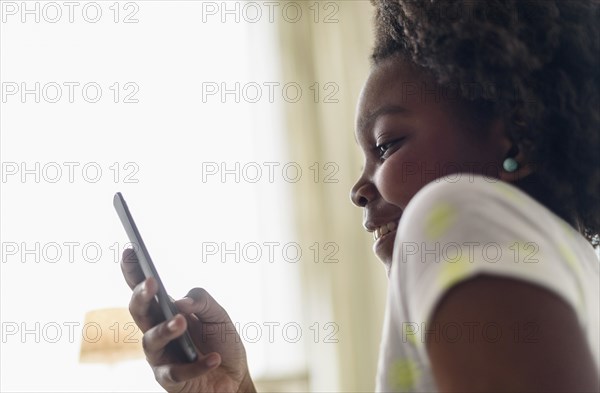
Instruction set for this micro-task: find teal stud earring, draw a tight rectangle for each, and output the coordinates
[503,157,519,172]
[503,144,520,173]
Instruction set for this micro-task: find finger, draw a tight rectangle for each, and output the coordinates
[153,353,221,385]
[129,277,162,332]
[142,314,190,364]
[120,248,145,290]
[175,288,230,323]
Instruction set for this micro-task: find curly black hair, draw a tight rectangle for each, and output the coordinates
[370,0,600,246]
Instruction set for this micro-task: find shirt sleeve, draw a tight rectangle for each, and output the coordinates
[390,176,585,355]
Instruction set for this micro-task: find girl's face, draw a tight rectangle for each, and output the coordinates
[351,57,508,274]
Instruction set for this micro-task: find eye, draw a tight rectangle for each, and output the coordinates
[375,138,405,159]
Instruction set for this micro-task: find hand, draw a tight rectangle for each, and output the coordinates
[121,248,257,393]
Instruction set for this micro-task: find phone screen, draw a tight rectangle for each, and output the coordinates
[113,192,199,362]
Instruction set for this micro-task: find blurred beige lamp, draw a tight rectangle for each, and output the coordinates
[79,307,144,363]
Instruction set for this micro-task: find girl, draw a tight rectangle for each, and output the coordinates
[121,1,600,391]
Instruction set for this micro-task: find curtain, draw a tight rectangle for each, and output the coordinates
[276,2,388,391]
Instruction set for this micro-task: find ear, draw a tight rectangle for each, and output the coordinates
[488,118,534,183]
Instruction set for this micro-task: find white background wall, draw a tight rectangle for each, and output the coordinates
[0,1,316,390]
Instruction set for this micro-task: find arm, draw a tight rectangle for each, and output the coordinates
[426,274,599,392]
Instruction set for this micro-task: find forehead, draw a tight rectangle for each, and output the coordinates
[355,57,425,130]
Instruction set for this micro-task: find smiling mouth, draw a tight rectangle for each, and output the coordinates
[373,221,398,241]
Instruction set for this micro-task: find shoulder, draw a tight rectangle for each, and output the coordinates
[389,174,600,390]
[392,174,555,312]
[392,173,585,319]
[397,173,537,243]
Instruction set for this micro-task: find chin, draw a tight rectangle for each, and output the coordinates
[383,261,392,277]
[373,230,396,277]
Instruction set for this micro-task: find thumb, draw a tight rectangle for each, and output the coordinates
[174,288,231,323]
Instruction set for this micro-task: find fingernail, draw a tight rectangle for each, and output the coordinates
[180,297,194,305]
[145,278,156,294]
[167,316,179,331]
[206,355,219,368]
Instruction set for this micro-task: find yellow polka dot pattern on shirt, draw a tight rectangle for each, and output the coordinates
[437,253,473,292]
[491,180,522,204]
[425,202,457,240]
[557,242,585,315]
[402,323,418,346]
[388,358,420,391]
[558,219,576,241]
[558,243,578,274]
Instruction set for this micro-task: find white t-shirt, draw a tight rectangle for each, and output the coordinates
[375,173,600,392]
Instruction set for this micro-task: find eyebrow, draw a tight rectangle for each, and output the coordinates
[358,105,411,132]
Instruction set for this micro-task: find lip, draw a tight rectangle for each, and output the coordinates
[364,215,402,256]
[363,216,402,233]
[373,226,397,253]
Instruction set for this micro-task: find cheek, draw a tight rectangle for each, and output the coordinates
[373,139,457,208]
[374,151,419,208]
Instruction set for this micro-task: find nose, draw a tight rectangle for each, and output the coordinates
[350,174,376,207]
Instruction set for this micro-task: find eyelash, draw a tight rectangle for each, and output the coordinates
[375,138,404,159]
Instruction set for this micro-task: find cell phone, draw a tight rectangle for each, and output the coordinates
[113,192,199,363]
